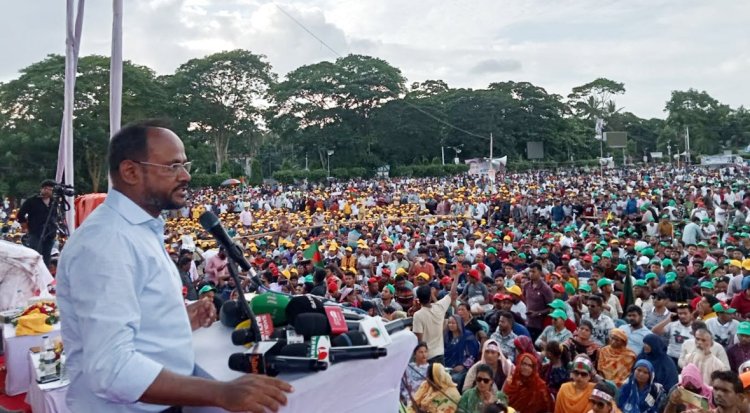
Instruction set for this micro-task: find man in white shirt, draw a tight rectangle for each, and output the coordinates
[239,206,253,228]
[653,304,694,363]
[413,271,459,363]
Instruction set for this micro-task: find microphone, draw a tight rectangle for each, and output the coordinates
[231,327,260,346]
[385,318,413,335]
[285,294,326,326]
[330,346,387,362]
[199,211,252,272]
[332,331,369,347]
[283,339,386,363]
[228,353,327,376]
[220,300,249,328]
[293,313,330,337]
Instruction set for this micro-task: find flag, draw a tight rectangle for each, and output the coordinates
[303,242,323,268]
[594,118,606,140]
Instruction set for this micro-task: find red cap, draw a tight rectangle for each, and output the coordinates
[562,254,570,260]
[469,269,481,280]
[583,255,593,262]
[367,277,378,285]
[440,276,452,286]
[381,268,392,276]
[552,284,565,293]
[328,281,339,294]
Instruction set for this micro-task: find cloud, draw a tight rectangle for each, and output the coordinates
[0,0,748,119]
[470,59,522,74]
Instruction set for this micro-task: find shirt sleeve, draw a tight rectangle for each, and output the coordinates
[64,235,164,404]
[412,314,424,335]
[435,294,452,314]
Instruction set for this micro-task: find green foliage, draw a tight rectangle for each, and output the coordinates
[189,173,230,188]
[248,159,263,186]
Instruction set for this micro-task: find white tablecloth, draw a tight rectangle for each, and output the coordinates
[25,352,71,413]
[187,322,416,413]
[2,322,61,396]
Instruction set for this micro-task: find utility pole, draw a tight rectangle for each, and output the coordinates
[441,146,445,165]
[685,126,691,165]
[305,153,309,171]
[489,133,494,184]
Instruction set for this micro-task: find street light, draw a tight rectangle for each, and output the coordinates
[327,149,335,179]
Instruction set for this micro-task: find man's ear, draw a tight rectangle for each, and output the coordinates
[117,160,142,186]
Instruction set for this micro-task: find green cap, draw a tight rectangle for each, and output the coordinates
[662,258,673,267]
[702,261,715,269]
[642,248,655,258]
[738,321,750,336]
[700,281,715,290]
[486,247,497,254]
[304,274,314,283]
[709,266,720,275]
[593,255,601,263]
[615,263,628,272]
[548,299,567,310]
[564,282,576,295]
[644,272,658,281]
[539,248,549,254]
[650,258,661,265]
[457,250,465,255]
[665,272,677,283]
[597,278,614,288]
[518,253,527,259]
[602,251,612,258]
[550,309,568,320]
[578,284,592,293]
[634,280,647,287]
[198,285,216,295]
[697,241,709,247]
[385,284,395,295]
[713,303,736,314]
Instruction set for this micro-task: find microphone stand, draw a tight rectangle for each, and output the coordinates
[226,257,261,343]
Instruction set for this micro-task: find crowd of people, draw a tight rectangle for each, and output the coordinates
[6,162,750,413]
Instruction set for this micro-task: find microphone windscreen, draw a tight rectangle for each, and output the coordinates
[285,294,326,325]
[332,331,368,347]
[293,313,330,337]
[220,300,249,328]
[228,353,249,372]
[199,211,219,231]
[280,343,310,357]
[251,293,291,326]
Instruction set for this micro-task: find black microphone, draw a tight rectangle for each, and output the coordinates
[231,328,260,346]
[293,313,331,337]
[332,331,369,347]
[228,340,285,375]
[330,346,387,362]
[199,211,252,272]
[228,353,327,376]
[384,318,413,335]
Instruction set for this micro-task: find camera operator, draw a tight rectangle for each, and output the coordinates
[18,179,56,266]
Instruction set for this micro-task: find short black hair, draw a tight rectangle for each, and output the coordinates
[626,305,642,316]
[529,262,542,271]
[587,294,604,305]
[40,179,57,188]
[108,119,172,178]
[416,285,432,304]
[498,310,514,323]
[710,370,743,394]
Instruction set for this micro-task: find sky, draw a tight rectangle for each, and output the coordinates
[1,0,748,119]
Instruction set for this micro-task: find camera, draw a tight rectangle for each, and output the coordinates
[53,183,75,197]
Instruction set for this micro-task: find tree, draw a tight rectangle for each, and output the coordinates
[0,54,166,195]
[664,89,730,155]
[567,78,626,119]
[408,80,449,99]
[270,54,406,168]
[167,50,277,174]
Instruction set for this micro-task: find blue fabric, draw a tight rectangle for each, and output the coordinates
[57,189,195,413]
[512,322,531,338]
[444,315,480,368]
[637,334,678,391]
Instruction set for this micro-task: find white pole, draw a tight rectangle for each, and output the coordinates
[55,0,84,234]
[685,126,691,165]
[441,146,445,165]
[108,0,123,189]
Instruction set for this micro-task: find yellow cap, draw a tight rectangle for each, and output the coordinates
[507,285,522,296]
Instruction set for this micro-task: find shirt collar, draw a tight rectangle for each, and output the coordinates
[105,188,164,228]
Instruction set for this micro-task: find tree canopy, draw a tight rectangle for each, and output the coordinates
[0,51,747,197]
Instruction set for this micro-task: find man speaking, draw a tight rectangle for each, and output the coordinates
[57,120,292,413]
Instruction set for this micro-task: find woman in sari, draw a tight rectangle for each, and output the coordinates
[564,320,600,365]
[463,339,514,393]
[411,363,461,413]
[513,336,542,366]
[596,328,636,387]
[555,355,597,413]
[636,334,679,392]
[503,352,555,413]
[444,314,480,387]
[616,360,667,413]
[662,362,715,413]
[458,364,509,413]
[402,342,430,407]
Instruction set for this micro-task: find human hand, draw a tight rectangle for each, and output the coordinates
[219,374,293,413]
[187,297,216,331]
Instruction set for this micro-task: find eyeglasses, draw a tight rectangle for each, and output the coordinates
[135,160,192,174]
[476,377,492,384]
[589,399,608,409]
[676,302,690,309]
